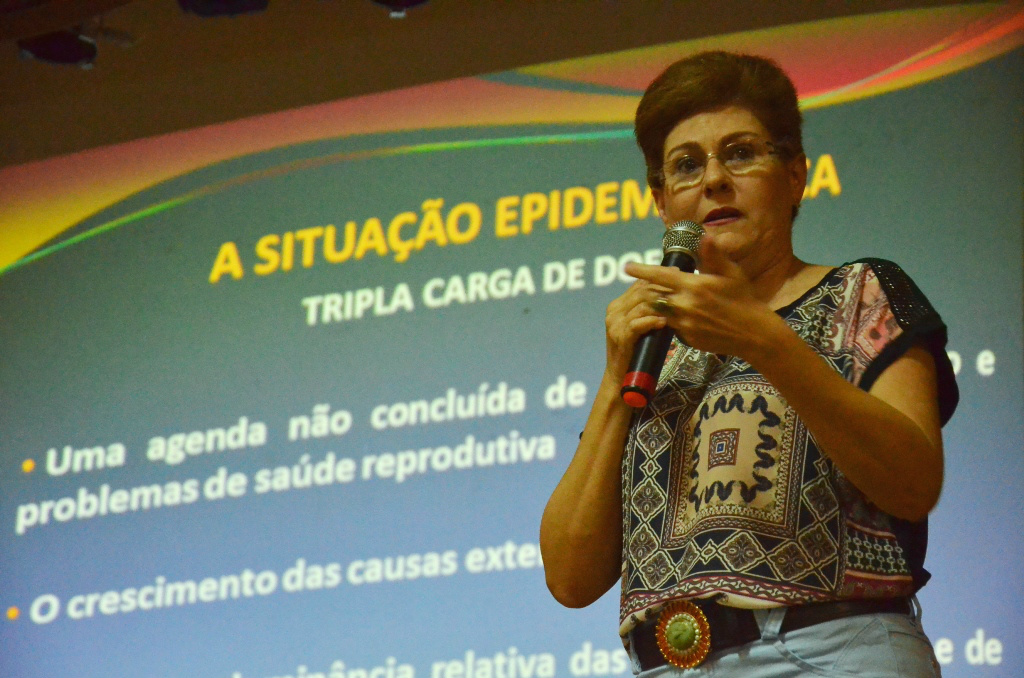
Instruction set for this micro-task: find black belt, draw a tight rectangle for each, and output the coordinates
[631,597,912,670]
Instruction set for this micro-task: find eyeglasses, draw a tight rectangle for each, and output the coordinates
[661,137,781,190]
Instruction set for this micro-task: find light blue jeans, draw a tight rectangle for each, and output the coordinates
[631,598,942,677]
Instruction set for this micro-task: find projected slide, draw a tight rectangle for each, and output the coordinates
[1,6,1021,678]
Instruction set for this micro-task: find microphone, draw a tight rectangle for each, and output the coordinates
[620,220,704,408]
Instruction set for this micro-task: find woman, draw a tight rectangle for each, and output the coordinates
[539,52,958,677]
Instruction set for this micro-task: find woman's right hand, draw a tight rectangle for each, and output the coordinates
[604,280,670,382]
[543,280,675,607]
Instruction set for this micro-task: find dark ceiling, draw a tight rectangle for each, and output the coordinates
[0,0,973,169]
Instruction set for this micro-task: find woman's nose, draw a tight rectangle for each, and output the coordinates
[702,156,732,196]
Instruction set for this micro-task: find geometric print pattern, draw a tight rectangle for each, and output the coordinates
[708,428,740,469]
[620,261,944,636]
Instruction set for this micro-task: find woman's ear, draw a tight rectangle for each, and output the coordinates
[652,186,668,224]
[788,153,809,206]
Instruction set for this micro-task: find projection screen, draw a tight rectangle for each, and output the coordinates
[1,5,1021,678]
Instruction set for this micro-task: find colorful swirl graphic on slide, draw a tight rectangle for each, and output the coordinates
[1,3,1021,273]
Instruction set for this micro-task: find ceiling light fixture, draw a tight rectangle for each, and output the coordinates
[178,0,269,17]
[370,0,429,19]
[17,29,97,68]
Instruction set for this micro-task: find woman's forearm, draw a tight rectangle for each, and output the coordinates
[749,317,943,521]
[539,373,634,607]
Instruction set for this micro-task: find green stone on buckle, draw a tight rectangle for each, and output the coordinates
[656,600,711,668]
[666,613,699,651]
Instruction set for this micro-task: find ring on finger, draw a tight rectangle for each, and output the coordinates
[652,296,677,316]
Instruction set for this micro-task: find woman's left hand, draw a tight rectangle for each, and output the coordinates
[623,238,780,361]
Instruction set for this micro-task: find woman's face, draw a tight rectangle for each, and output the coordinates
[653,105,806,273]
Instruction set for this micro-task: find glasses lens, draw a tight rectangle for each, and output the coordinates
[666,155,704,188]
[722,140,771,174]
[662,138,776,188]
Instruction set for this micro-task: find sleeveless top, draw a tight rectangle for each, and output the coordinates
[618,259,958,639]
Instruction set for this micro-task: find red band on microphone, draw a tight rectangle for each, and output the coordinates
[621,371,657,408]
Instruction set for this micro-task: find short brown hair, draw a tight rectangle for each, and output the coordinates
[635,51,804,190]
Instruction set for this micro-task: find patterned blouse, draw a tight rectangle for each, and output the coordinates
[619,259,958,639]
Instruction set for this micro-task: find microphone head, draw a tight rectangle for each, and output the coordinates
[663,220,704,260]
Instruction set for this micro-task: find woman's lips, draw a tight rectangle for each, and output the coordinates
[703,208,743,226]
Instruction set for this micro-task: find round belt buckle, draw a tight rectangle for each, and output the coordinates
[655,600,712,669]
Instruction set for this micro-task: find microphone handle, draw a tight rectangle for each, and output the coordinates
[620,250,696,408]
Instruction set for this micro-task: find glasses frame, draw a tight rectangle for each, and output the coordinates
[660,136,783,191]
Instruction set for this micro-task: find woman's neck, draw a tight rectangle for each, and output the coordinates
[746,254,829,311]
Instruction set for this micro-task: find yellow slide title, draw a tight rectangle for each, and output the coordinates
[208,157,839,285]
